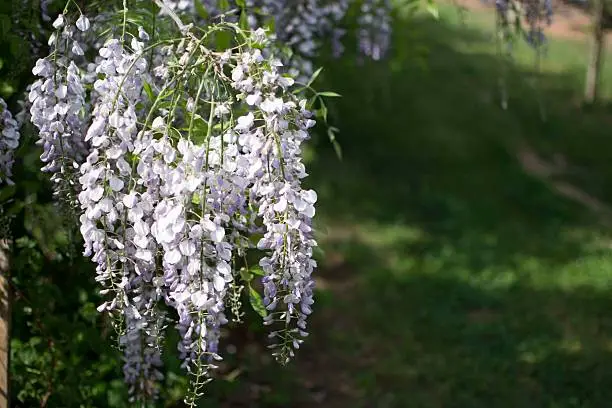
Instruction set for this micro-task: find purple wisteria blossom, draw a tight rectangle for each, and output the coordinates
[358,0,392,61]
[494,0,553,48]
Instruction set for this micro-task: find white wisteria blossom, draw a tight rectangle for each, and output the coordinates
[76,36,165,399]
[0,98,20,185]
[29,13,91,204]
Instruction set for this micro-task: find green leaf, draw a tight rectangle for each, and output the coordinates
[308,95,317,108]
[219,0,231,11]
[426,3,439,19]
[239,9,249,30]
[239,268,252,282]
[0,184,16,203]
[0,14,10,36]
[194,0,209,20]
[236,0,246,7]
[249,267,265,277]
[306,67,323,87]
[332,140,343,160]
[143,81,154,102]
[157,86,175,100]
[317,101,328,123]
[327,126,339,142]
[317,91,341,98]
[191,193,201,206]
[249,285,267,318]
[264,16,276,33]
[327,126,342,160]
[215,30,232,52]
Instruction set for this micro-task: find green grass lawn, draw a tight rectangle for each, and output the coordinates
[289,5,612,408]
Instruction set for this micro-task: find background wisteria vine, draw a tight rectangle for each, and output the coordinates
[164,0,394,78]
[493,0,553,113]
[0,98,20,187]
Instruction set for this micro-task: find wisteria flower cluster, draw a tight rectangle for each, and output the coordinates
[0,97,20,241]
[0,98,20,186]
[358,0,393,61]
[495,0,553,48]
[28,12,91,205]
[166,0,393,78]
[27,2,320,404]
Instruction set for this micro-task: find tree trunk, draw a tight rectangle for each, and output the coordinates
[0,239,10,408]
[584,0,606,105]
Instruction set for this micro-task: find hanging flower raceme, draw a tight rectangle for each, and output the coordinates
[0,98,20,186]
[357,0,392,61]
[29,12,91,205]
[78,36,167,399]
[29,2,320,403]
[258,0,391,66]
[523,0,553,47]
[228,49,318,361]
[259,0,338,77]
[494,0,553,49]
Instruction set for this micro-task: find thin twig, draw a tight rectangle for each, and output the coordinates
[153,0,187,32]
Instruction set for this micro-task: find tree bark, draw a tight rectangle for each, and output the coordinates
[584,0,606,105]
[0,239,10,408]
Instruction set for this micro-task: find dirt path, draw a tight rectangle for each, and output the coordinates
[516,141,612,228]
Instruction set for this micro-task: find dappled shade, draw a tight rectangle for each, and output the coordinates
[293,8,612,408]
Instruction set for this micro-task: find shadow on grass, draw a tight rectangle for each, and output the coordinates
[294,10,612,408]
[311,10,612,269]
